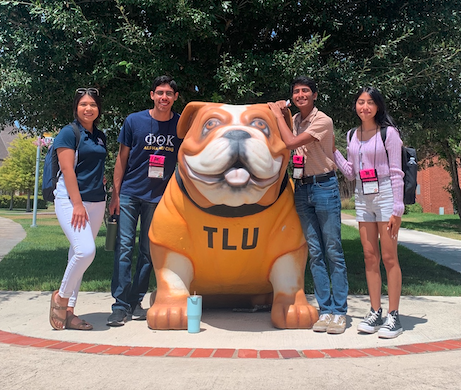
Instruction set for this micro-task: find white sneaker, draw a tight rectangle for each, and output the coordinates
[327,315,347,334]
[313,313,333,332]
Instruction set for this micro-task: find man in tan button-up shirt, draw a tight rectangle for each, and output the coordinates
[269,76,349,335]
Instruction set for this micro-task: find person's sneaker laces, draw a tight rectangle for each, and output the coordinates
[378,310,403,339]
[131,303,147,321]
[313,313,333,332]
[107,309,128,327]
[327,315,347,334]
[357,307,383,333]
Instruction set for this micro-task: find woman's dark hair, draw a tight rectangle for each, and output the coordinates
[354,86,397,128]
[151,75,178,94]
[73,88,102,125]
[290,76,318,95]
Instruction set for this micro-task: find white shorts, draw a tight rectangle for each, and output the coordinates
[355,177,394,222]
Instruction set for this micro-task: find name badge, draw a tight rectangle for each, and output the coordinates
[292,155,304,179]
[359,169,379,195]
[148,155,165,178]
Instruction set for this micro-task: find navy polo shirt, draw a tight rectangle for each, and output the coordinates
[54,121,107,202]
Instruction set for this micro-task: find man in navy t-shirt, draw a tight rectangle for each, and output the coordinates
[107,76,182,326]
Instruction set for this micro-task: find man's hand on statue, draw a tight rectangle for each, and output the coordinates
[268,102,284,118]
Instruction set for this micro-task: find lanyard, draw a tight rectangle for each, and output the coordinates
[358,127,378,170]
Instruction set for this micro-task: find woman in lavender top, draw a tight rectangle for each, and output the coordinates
[334,87,404,338]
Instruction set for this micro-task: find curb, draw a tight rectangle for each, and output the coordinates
[1,330,460,359]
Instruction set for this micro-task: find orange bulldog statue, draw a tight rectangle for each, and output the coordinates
[147,102,318,329]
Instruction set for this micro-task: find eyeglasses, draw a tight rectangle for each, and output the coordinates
[75,88,99,96]
[154,90,175,97]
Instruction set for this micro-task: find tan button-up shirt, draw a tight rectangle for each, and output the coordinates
[293,107,337,176]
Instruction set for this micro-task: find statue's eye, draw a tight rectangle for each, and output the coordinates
[250,119,270,136]
[202,118,221,135]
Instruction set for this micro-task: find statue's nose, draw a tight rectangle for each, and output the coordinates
[224,130,251,140]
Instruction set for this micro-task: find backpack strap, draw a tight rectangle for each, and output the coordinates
[70,122,81,167]
[347,127,357,144]
[380,126,389,163]
[57,123,81,180]
[70,123,81,150]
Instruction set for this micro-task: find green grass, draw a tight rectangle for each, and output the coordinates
[341,209,461,241]
[401,212,461,240]
[0,212,156,292]
[0,211,460,296]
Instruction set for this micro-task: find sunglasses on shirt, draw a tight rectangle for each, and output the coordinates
[75,88,100,96]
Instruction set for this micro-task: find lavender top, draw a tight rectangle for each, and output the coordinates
[334,126,405,217]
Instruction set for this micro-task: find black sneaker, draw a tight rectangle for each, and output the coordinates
[107,309,128,327]
[357,307,383,333]
[378,310,403,339]
[131,303,147,321]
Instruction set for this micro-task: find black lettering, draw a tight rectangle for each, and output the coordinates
[203,226,218,248]
[222,228,237,250]
[242,227,259,249]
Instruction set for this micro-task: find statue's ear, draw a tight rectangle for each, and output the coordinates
[284,109,293,132]
[265,103,293,132]
[177,102,208,139]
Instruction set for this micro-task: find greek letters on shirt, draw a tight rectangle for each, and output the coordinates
[144,134,176,152]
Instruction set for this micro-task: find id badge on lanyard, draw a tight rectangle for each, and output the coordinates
[359,168,379,195]
[292,155,304,179]
[148,155,165,178]
[358,135,379,195]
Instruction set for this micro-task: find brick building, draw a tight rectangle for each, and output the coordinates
[416,157,461,215]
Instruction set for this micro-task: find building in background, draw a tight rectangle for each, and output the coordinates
[416,157,461,215]
[0,126,18,168]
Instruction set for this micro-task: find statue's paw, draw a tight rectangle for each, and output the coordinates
[147,302,187,330]
[271,295,318,329]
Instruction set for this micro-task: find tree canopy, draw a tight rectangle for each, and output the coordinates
[1,0,460,213]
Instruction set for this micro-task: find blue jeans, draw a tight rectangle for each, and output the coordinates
[111,194,157,313]
[294,176,348,315]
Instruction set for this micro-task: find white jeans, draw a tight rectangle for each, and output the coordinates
[55,198,105,307]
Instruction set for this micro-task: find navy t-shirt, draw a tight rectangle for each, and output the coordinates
[118,110,182,203]
[54,121,107,202]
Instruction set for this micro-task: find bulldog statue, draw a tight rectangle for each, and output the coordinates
[147,102,318,329]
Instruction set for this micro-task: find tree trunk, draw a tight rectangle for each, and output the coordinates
[9,192,13,210]
[442,141,461,219]
[26,190,31,212]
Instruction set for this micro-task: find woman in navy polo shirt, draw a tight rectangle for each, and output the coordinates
[49,88,107,330]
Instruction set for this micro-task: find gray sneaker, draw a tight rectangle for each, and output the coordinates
[313,313,333,332]
[131,303,147,321]
[378,310,403,339]
[107,309,128,327]
[327,315,347,334]
[357,307,383,333]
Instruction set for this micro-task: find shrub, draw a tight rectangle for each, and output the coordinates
[0,195,49,209]
[341,196,355,210]
[404,202,423,214]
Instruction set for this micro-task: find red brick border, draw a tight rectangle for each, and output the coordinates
[0,330,460,359]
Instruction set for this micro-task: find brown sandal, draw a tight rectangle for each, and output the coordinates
[66,313,93,330]
[49,290,67,330]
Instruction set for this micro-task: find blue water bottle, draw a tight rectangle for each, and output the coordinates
[187,294,202,333]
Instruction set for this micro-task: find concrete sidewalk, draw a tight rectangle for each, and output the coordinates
[1,215,461,389]
[1,291,461,390]
[0,216,26,261]
[1,291,460,350]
